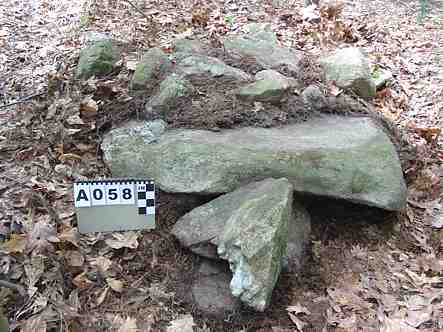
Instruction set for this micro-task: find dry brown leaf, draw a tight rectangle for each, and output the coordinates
[21,315,47,332]
[1,234,27,254]
[167,314,195,332]
[72,272,94,290]
[96,286,109,306]
[117,316,138,332]
[105,232,139,249]
[65,250,84,267]
[90,256,113,274]
[381,317,419,332]
[58,226,79,247]
[288,312,307,331]
[79,96,98,118]
[106,277,124,293]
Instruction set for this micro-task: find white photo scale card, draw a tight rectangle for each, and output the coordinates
[74,179,155,233]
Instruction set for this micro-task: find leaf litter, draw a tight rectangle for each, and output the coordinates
[0,0,442,331]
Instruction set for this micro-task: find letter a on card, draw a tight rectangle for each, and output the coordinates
[74,183,91,207]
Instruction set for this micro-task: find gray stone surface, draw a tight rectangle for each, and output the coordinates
[145,73,193,114]
[191,260,240,315]
[223,23,302,74]
[235,70,297,103]
[173,178,293,311]
[102,116,407,211]
[76,40,120,79]
[319,47,376,99]
[302,85,328,111]
[173,39,207,60]
[284,201,311,273]
[217,178,292,311]
[130,48,172,90]
[176,55,250,82]
[372,68,393,89]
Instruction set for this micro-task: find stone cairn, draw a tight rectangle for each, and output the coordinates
[76,23,406,314]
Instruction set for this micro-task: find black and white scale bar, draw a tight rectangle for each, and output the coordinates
[136,180,155,215]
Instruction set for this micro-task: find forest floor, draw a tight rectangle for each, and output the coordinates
[0,0,442,331]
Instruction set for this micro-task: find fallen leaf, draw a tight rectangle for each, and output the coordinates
[96,286,109,306]
[72,272,94,290]
[90,256,113,274]
[288,312,307,331]
[167,314,195,332]
[287,303,311,315]
[117,316,138,332]
[106,277,124,292]
[80,96,98,118]
[1,234,27,253]
[65,250,84,267]
[381,317,419,332]
[105,232,139,249]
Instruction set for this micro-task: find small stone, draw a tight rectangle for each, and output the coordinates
[302,85,327,111]
[319,47,376,99]
[223,23,302,74]
[177,55,250,83]
[372,68,393,90]
[76,40,120,80]
[145,73,193,114]
[235,70,297,103]
[130,48,172,90]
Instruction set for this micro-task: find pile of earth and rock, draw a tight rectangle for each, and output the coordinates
[75,23,407,315]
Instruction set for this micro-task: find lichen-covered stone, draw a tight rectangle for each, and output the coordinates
[302,85,328,111]
[319,47,376,99]
[172,178,293,311]
[372,68,393,90]
[223,23,302,74]
[235,70,297,103]
[173,39,207,61]
[130,48,172,90]
[76,40,119,79]
[102,116,407,211]
[217,178,292,311]
[176,55,250,82]
[145,73,193,114]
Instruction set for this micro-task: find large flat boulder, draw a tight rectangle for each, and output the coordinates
[101,116,407,211]
[173,178,293,311]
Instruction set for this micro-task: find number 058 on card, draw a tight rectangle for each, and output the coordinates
[74,179,155,233]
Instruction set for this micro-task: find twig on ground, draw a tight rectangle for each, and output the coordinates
[0,279,26,297]
[122,0,151,21]
[0,92,45,109]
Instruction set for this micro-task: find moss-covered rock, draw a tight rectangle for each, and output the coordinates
[76,40,120,79]
[102,116,407,211]
[145,73,194,114]
[130,48,172,90]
